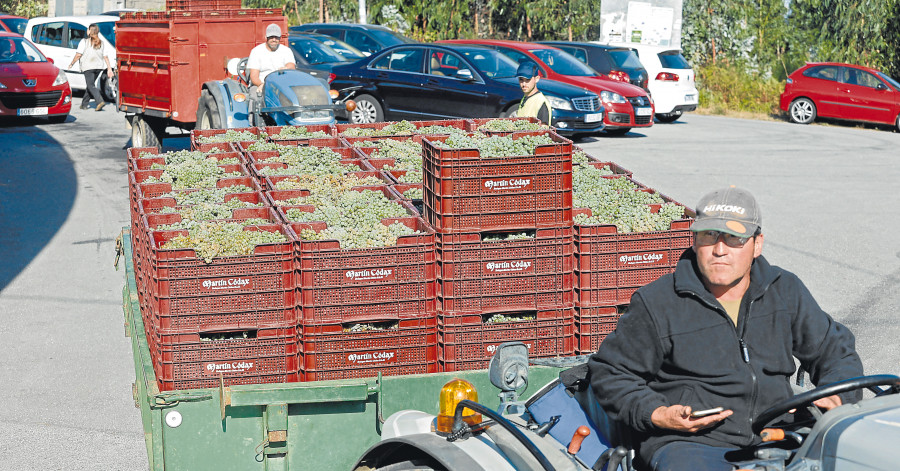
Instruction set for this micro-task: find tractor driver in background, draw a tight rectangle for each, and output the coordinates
[247,23,295,97]
[514,61,551,125]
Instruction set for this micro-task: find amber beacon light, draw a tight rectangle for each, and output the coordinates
[435,378,482,434]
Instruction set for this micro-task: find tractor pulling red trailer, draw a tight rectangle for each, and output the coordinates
[115,2,348,148]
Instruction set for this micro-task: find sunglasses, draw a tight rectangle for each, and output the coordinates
[695,230,755,248]
[267,36,280,40]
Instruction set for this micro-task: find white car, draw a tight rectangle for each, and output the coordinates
[24,15,118,102]
[610,43,698,123]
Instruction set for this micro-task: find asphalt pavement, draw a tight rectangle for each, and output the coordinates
[0,110,898,469]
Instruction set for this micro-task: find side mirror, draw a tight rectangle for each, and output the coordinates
[489,341,529,415]
[456,68,474,80]
[47,57,54,64]
[877,83,888,91]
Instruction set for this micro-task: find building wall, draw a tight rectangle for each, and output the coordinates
[49,0,165,16]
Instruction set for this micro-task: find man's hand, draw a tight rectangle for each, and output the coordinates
[812,394,842,411]
[651,405,733,433]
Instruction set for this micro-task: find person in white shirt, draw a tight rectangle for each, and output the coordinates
[68,24,114,111]
[246,23,295,96]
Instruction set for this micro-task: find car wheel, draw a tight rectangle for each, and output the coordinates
[500,104,518,118]
[47,114,68,124]
[350,94,383,124]
[656,111,682,123]
[132,115,161,149]
[605,127,631,136]
[100,71,117,103]
[196,92,222,130]
[789,98,816,124]
[895,114,900,133]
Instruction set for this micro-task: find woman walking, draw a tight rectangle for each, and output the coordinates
[68,24,113,111]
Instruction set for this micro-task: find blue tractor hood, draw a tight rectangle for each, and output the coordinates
[262,69,336,126]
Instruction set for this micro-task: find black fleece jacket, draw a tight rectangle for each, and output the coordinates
[588,250,863,464]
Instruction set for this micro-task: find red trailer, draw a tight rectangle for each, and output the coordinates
[116,6,286,146]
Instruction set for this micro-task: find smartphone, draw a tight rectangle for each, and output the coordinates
[690,407,725,418]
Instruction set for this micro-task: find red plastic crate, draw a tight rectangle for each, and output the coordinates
[132,173,258,200]
[300,299,436,326]
[300,317,438,381]
[422,131,573,232]
[575,286,641,307]
[575,306,623,354]
[263,124,336,140]
[238,137,347,154]
[342,134,423,148]
[139,192,267,216]
[150,295,297,332]
[153,326,299,391]
[439,313,575,371]
[191,127,265,149]
[466,117,547,135]
[336,121,417,137]
[575,267,673,290]
[410,119,469,134]
[127,147,161,171]
[437,283,574,315]
[195,142,237,153]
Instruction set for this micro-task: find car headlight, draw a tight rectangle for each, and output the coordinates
[600,91,627,104]
[546,95,573,111]
[53,69,68,86]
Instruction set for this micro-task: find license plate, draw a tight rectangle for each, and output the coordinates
[685,94,697,102]
[18,107,48,116]
[635,107,653,116]
[584,112,603,123]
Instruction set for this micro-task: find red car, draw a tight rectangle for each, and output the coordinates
[780,62,900,131]
[441,39,654,135]
[0,14,27,35]
[0,32,72,122]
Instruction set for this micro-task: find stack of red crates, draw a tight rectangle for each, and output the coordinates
[127,139,301,391]
[572,183,695,353]
[421,130,577,371]
[222,125,438,381]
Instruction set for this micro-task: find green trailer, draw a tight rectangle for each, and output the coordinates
[119,228,564,470]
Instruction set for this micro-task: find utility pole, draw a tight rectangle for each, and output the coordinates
[319,0,325,22]
[359,0,367,24]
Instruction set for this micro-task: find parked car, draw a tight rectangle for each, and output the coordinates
[289,23,416,57]
[780,62,900,131]
[24,15,118,102]
[537,41,648,90]
[287,34,353,81]
[0,32,72,122]
[0,13,27,35]
[610,43,698,123]
[329,43,605,137]
[443,39,652,135]
[293,32,366,61]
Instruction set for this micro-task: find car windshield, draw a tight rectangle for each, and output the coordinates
[528,48,599,76]
[1,17,28,35]
[877,72,900,91]
[608,49,643,68]
[289,38,345,64]
[0,36,47,63]
[460,48,519,78]
[658,51,691,69]
[310,35,364,60]
[97,22,116,47]
[368,28,416,46]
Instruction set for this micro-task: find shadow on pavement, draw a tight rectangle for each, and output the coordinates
[0,120,76,292]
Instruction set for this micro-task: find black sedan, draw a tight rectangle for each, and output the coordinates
[330,43,605,136]
[287,35,353,81]
[538,41,649,90]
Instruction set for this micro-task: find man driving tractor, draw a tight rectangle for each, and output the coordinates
[588,186,864,471]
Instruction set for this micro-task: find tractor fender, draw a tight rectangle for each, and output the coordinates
[353,434,494,471]
[200,80,250,129]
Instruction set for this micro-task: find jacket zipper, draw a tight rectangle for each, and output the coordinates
[740,299,759,444]
[687,288,760,443]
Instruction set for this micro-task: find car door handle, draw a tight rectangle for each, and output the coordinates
[426,78,441,85]
[376,72,389,79]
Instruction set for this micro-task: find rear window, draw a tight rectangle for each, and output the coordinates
[802,66,839,82]
[1,17,28,35]
[608,49,643,68]
[658,51,690,69]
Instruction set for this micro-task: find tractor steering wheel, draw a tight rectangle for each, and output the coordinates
[237,57,251,85]
[752,374,900,435]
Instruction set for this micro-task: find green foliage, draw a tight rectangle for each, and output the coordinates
[696,62,784,115]
[0,0,47,17]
